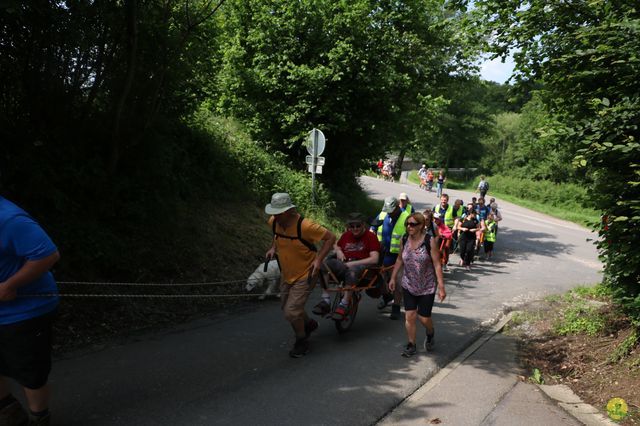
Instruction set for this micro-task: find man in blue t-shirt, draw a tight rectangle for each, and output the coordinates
[0,196,60,426]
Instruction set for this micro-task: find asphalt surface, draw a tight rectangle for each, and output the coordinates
[35,177,602,425]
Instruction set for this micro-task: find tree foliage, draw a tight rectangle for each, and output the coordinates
[475,0,640,318]
[0,1,227,278]
[215,0,474,180]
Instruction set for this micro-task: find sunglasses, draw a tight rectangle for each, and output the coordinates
[348,223,363,229]
[406,222,420,227]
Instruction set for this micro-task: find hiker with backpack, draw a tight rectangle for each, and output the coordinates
[388,212,446,358]
[371,197,410,320]
[265,193,336,358]
[477,176,489,199]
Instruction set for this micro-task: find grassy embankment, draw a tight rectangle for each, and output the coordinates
[55,109,381,352]
[407,171,599,228]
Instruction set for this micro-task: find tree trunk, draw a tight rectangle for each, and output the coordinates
[109,0,138,175]
[396,148,406,179]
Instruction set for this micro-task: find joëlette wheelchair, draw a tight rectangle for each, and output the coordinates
[317,255,394,333]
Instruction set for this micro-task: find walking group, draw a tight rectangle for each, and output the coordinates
[0,176,501,425]
[264,176,501,359]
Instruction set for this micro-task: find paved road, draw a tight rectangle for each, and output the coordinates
[41,177,601,425]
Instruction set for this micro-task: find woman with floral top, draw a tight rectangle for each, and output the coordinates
[388,212,446,358]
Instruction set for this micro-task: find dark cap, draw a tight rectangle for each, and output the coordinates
[346,212,366,224]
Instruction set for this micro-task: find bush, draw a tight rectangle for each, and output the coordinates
[476,174,600,227]
[486,174,590,208]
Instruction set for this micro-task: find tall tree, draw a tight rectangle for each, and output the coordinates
[475,0,640,318]
[215,0,473,180]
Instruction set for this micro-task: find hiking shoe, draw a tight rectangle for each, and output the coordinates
[424,331,435,352]
[312,300,330,316]
[389,304,401,320]
[305,319,318,338]
[332,303,349,320]
[377,293,393,310]
[401,342,417,358]
[289,338,309,358]
[0,398,29,426]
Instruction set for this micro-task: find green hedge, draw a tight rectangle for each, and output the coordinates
[481,174,599,227]
[487,174,589,208]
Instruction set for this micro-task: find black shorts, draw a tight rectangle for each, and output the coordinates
[0,310,56,389]
[402,289,435,317]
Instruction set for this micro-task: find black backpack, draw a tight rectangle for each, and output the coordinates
[272,216,317,252]
[401,232,431,252]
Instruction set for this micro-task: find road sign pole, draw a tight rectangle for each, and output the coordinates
[311,129,318,204]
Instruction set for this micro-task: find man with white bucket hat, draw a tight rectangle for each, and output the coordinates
[265,193,335,358]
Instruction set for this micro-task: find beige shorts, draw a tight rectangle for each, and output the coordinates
[280,276,317,323]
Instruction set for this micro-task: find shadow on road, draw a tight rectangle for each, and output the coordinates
[498,227,575,260]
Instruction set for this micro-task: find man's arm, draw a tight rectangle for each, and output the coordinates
[334,241,346,262]
[311,230,336,275]
[347,250,379,267]
[265,237,277,260]
[0,251,60,301]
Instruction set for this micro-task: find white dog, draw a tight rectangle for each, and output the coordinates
[245,260,281,300]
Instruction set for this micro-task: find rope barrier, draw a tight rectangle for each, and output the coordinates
[19,293,291,298]
[57,279,248,287]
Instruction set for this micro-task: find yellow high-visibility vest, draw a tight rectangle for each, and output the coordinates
[376,210,410,254]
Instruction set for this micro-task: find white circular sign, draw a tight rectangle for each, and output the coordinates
[306,129,326,156]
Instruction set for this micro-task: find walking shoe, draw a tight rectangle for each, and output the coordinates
[442,264,449,272]
[305,319,318,338]
[377,293,393,310]
[312,300,330,316]
[401,342,417,358]
[332,303,349,320]
[0,398,29,426]
[289,338,309,358]
[389,304,401,320]
[424,331,435,352]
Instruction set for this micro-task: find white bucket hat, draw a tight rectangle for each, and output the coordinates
[265,193,296,215]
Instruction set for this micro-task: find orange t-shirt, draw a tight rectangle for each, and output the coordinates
[269,215,328,284]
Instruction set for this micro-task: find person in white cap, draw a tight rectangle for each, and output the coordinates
[398,193,413,214]
[265,193,335,358]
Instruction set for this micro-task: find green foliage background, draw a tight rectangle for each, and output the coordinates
[475,0,640,319]
[2,0,638,326]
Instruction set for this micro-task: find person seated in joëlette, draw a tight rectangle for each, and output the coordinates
[313,213,380,320]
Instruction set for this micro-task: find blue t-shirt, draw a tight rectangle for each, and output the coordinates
[0,197,59,325]
[475,205,491,221]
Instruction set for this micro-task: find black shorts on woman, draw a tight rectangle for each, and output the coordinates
[403,289,435,317]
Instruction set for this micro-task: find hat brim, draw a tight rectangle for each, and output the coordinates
[381,205,395,213]
[265,204,295,215]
